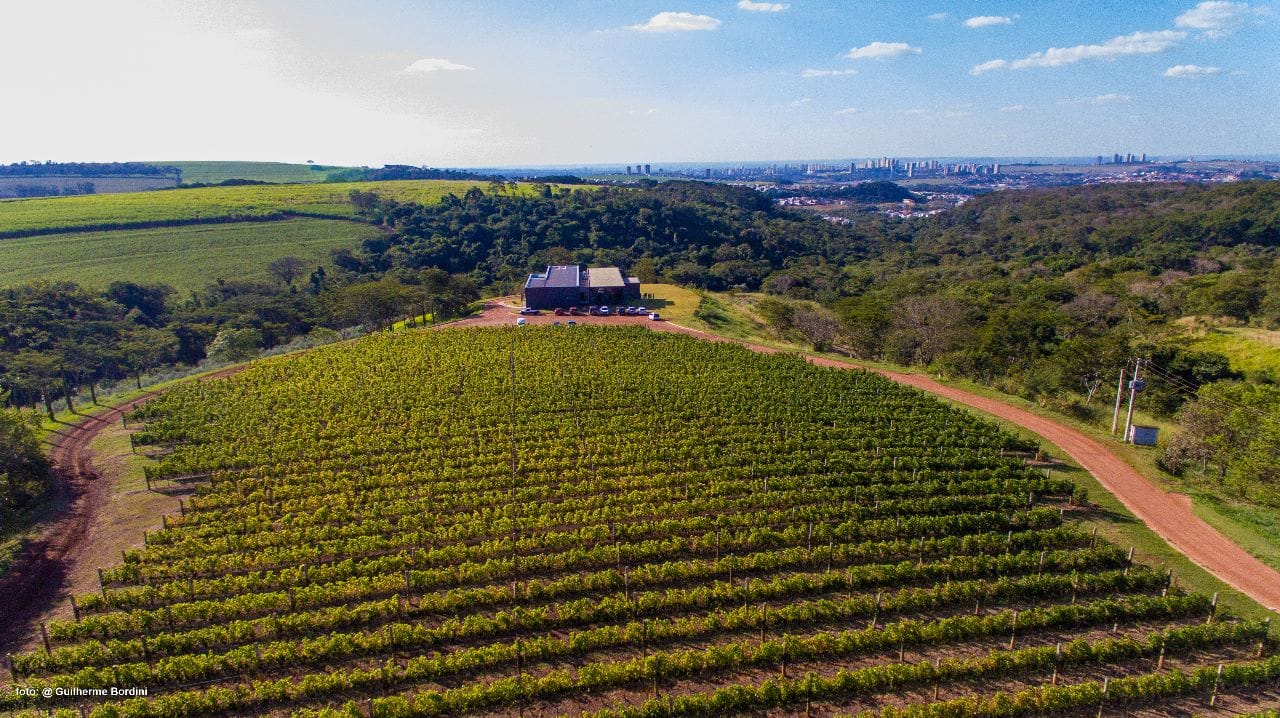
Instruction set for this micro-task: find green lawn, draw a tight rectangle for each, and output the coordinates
[1184,325,1280,377]
[0,179,544,235]
[0,218,382,291]
[163,161,347,185]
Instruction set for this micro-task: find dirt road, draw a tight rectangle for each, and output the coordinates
[0,367,242,654]
[472,303,1280,612]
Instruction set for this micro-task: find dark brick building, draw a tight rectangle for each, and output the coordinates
[522,265,641,309]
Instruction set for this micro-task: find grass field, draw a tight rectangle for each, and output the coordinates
[1184,326,1280,377]
[5,326,1275,717]
[0,218,381,291]
[164,161,347,185]
[0,179,541,235]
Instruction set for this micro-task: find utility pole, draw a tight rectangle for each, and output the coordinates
[1111,366,1126,435]
[1123,357,1143,443]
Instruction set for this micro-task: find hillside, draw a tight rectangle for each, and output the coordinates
[0,218,383,292]
[163,161,346,185]
[0,179,542,236]
[4,326,1275,716]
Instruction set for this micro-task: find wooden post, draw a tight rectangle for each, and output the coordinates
[70,596,79,622]
[40,623,50,654]
[1208,592,1219,624]
[1209,663,1223,706]
[1156,644,1165,671]
[1096,677,1108,718]
[1008,610,1019,650]
[1037,550,1046,577]
[1052,643,1061,685]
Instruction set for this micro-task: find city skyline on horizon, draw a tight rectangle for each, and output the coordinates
[2,1,1277,167]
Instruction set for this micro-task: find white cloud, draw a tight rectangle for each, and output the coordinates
[902,108,928,115]
[790,97,812,107]
[1092,93,1131,104]
[1062,93,1132,105]
[629,11,721,32]
[964,15,1014,28]
[404,58,475,73]
[942,110,971,118]
[1000,104,1028,112]
[801,68,857,77]
[738,0,789,12]
[1164,63,1223,76]
[844,41,922,61]
[970,59,1009,75]
[926,12,949,21]
[833,107,860,115]
[1175,1,1268,38]
[972,30,1184,73]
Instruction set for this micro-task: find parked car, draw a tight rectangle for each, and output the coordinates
[599,306,611,316]
[569,307,582,316]
[566,320,576,326]
[637,306,647,313]
[588,306,599,315]
[519,307,538,315]
[552,321,562,326]
[516,317,527,326]
[648,312,661,321]
[553,308,566,316]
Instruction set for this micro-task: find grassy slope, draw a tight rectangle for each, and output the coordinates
[164,161,346,185]
[672,290,1279,623]
[0,218,382,291]
[1184,326,1280,376]
[0,179,541,234]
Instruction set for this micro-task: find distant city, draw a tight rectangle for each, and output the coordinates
[484,153,1280,194]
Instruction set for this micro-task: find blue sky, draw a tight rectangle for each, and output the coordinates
[1,1,1276,166]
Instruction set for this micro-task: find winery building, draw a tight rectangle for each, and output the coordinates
[522,265,641,309]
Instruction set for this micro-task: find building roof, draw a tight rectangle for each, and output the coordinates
[525,265,582,289]
[586,267,625,288]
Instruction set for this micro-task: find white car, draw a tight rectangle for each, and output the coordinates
[648,312,661,321]
[516,317,527,326]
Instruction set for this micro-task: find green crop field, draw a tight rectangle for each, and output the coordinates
[5,327,1276,718]
[0,218,382,292]
[0,179,542,236]
[164,161,348,185]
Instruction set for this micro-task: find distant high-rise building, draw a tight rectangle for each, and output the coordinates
[1114,153,1122,164]
[704,168,711,178]
[1140,153,1147,163]
[993,164,1000,174]
[1097,156,1104,165]
[644,164,651,175]
[625,166,632,175]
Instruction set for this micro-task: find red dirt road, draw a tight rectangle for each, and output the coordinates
[0,367,243,655]
[469,303,1280,612]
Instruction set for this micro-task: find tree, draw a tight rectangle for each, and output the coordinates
[207,327,265,362]
[322,279,423,330]
[0,392,50,521]
[268,256,308,287]
[791,308,841,352]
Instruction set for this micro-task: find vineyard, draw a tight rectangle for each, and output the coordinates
[4,326,1277,717]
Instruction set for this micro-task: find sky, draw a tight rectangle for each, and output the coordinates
[1,0,1277,167]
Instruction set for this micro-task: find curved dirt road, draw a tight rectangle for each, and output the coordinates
[462,304,1280,612]
[862,365,1280,613]
[0,396,153,652]
[0,367,243,654]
